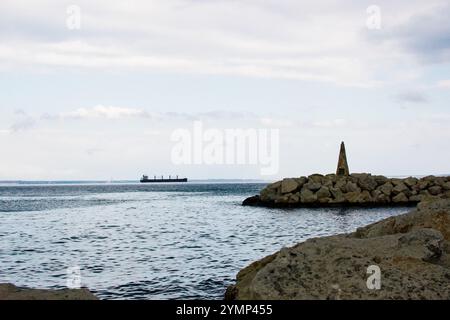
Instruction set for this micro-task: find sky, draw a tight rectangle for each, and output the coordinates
[1,0,450,180]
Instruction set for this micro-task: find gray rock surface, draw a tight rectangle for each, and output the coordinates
[0,283,98,300]
[281,178,298,194]
[227,199,450,300]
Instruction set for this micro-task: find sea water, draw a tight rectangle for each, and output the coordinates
[0,182,409,299]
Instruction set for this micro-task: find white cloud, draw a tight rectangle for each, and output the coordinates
[1,0,448,86]
[259,117,293,127]
[61,105,151,119]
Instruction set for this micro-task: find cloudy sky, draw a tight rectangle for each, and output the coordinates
[1,0,450,180]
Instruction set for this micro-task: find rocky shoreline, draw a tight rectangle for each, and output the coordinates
[226,198,450,300]
[243,174,450,207]
[0,283,98,300]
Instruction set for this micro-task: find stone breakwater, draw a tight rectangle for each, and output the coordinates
[226,199,450,300]
[243,173,450,207]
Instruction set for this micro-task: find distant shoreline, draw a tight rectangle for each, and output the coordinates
[0,179,272,186]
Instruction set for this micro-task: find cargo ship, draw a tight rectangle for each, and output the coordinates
[140,175,188,183]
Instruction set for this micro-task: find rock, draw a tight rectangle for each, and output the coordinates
[343,191,372,203]
[281,178,298,194]
[351,173,370,179]
[300,188,317,203]
[392,192,408,203]
[325,174,337,183]
[359,190,372,202]
[322,178,333,188]
[373,175,389,186]
[417,180,430,190]
[305,182,321,192]
[397,228,443,262]
[242,195,262,206]
[429,186,442,196]
[316,186,331,200]
[289,192,300,203]
[330,187,343,199]
[345,181,360,193]
[404,177,418,188]
[437,177,447,186]
[294,177,308,189]
[227,199,450,300]
[358,175,378,192]
[344,192,360,203]
[318,197,332,204]
[379,182,393,196]
[260,181,281,202]
[334,178,347,192]
[392,183,408,195]
[0,283,98,300]
[409,194,422,202]
[260,188,277,202]
[309,174,324,183]
[274,194,290,204]
[371,190,389,203]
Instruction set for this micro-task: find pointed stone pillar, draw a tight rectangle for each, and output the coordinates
[336,141,350,176]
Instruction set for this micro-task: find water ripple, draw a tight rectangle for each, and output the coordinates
[0,183,409,299]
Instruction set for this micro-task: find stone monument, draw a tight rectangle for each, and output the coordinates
[336,141,350,176]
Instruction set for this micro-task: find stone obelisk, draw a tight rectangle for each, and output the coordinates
[336,141,350,176]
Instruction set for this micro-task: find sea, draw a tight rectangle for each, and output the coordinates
[0,181,410,300]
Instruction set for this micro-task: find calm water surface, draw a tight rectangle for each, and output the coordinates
[0,182,409,299]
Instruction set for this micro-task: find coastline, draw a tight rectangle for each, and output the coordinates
[0,283,98,300]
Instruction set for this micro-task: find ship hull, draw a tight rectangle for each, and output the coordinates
[140,178,188,183]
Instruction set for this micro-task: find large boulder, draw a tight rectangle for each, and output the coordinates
[373,175,389,186]
[379,182,393,196]
[392,192,408,203]
[281,178,298,194]
[344,192,360,203]
[294,177,308,189]
[429,186,442,196]
[334,178,347,192]
[305,182,322,192]
[260,181,281,202]
[242,195,262,206]
[345,181,360,193]
[358,175,378,192]
[309,174,324,183]
[404,177,418,188]
[316,186,331,200]
[330,187,345,203]
[392,183,408,195]
[227,199,450,300]
[417,180,430,190]
[300,188,317,203]
[371,190,389,204]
